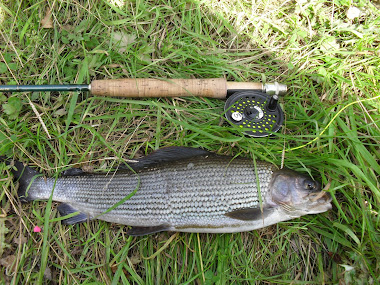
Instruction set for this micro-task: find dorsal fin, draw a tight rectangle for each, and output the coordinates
[126,146,211,171]
[62,168,87,176]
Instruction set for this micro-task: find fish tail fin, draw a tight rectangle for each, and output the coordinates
[1,156,41,202]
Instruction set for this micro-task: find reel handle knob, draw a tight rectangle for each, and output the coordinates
[267,94,279,111]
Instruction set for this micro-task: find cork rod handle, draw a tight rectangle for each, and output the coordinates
[91,78,230,98]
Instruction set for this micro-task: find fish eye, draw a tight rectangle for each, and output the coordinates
[304,179,317,191]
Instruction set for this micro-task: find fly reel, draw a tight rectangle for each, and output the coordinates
[224,90,284,137]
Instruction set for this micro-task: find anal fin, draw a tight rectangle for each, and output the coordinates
[225,206,273,221]
[126,225,171,236]
[57,203,89,225]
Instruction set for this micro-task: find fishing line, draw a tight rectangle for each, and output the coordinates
[284,95,380,153]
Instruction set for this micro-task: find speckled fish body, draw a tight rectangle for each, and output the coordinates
[3,147,332,236]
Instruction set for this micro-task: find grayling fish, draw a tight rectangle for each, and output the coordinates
[2,147,331,236]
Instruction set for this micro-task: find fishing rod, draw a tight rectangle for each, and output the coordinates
[0,78,287,137]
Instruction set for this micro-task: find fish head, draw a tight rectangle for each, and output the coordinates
[268,169,332,216]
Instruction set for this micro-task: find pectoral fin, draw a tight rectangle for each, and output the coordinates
[126,225,171,236]
[225,206,273,221]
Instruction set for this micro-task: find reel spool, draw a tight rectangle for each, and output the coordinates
[224,90,284,137]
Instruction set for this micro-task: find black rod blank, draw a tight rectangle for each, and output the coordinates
[0,84,90,93]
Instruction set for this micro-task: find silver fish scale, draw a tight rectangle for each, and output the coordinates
[166,159,274,225]
[34,155,275,227]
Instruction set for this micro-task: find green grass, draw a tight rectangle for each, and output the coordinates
[0,0,379,283]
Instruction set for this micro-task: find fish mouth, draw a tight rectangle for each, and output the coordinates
[306,191,332,213]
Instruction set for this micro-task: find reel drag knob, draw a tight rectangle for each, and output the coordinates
[224,90,284,137]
